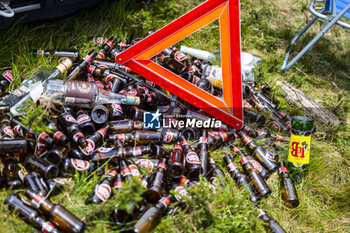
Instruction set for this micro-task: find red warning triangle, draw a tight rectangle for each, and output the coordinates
[116,0,243,129]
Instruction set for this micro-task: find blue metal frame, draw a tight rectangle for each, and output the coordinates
[281,0,350,71]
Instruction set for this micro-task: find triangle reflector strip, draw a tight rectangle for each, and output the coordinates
[116,0,243,129]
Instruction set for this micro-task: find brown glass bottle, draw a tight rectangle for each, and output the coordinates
[96,37,117,59]
[0,70,13,92]
[1,113,14,139]
[232,146,271,197]
[5,194,59,233]
[255,207,286,233]
[66,50,97,80]
[207,130,236,150]
[238,131,278,173]
[120,160,133,182]
[47,122,69,148]
[181,137,202,181]
[62,158,95,176]
[223,155,260,203]
[107,103,124,120]
[279,161,299,208]
[3,161,24,189]
[33,49,80,61]
[133,194,173,233]
[159,54,185,74]
[109,119,143,133]
[25,190,85,233]
[198,130,210,176]
[75,108,95,136]
[24,156,59,179]
[24,172,48,195]
[167,142,184,180]
[58,107,87,148]
[0,139,29,154]
[147,158,167,203]
[85,169,118,204]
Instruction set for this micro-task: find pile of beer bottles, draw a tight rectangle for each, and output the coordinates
[0,35,299,233]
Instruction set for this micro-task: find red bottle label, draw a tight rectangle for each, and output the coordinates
[2,70,13,82]
[97,147,113,153]
[114,180,124,189]
[53,177,72,184]
[174,186,188,201]
[231,146,240,154]
[199,137,208,144]
[80,139,95,155]
[127,89,138,96]
[53,131,65,141]
[121,167,132,177]
[3,126,14,138]
[98,128,107,138]
[83,55,93,63]
[112,103,123,113]
[240,156,249,165]
[159,197,171,208]
[73,132,84,142]
[107,169,118,177]
[95,184,112,202]
[174,51,188,62]
[136,159,154,170]
[276,135,283,142]
[92,37,107,45]
[117,134,125,143]
[279,166,288,174]
[133,146,142,156]
[129,164,141,177]
[32,193,45,208]
[270,121,281,132]
[158,162,167,170]
[227,162,238,172]
[220,132,228,141]
[77,114,91,125]
[65,115,77,123]
[163,131,173,143]
[86,65,96,74]
[71,159,90,171]
[179,176,189,185]
[38,133,49,143]
[42,222,55,233]
[250,160,262,173]
[186,152,200,164]
[95,81,104,89]
[97,53,105,60]
[242,135,252,145]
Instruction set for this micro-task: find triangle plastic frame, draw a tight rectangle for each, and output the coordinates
[116,0,243,129]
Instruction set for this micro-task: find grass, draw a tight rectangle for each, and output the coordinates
[0,0,350,232]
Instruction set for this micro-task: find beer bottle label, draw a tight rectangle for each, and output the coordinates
[279,166,288,174]
[163,131,173,143]
[53,131,65,141]
[71,159,90,171]
[114,180,124,189]
[77,114,91,125]
[95,184,112,202]
[174,186,188,201]
[136,159,154,170]
[97,147,113,153]
[186,152,200,164]
[38,133,49,143]
[2,70,13,82]
[250,160,262,173]
[41,221,55,233]
[31,193,45,208]
[97,128,107,138]
[121,167,132,177]
[133,146,142,157]
[158,162,167,170]
[129,165,141,177]
[65,115,78,123]
[54,177,72,184]
[199,136,208,144]
[287,133,311,168]
[227,162,238,172]
[3,126,14,138]
[65,81,95,104]
[79,139,95,155]
[159,196,171,208]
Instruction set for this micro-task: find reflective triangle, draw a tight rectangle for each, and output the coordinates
[116,0,243,129]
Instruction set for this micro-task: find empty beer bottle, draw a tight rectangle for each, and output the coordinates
[120,160,133,182]
[159,54,186,74]
[91,36,107,45]
[108,103,124,120]
[47,122,69,148]
[167,142,184,180]
[25,190,85,233]
[1,114,14,139]
[37,132,56,149]
[97,37,117,59]
[0,139,30,154]
[24,156,59,179]
[179,175,198,188]
[223,155,260,203]
[3,161,24,189]
[208,157,226,188]
[255,207,286,233]
[81,126,109,156]
[181,137,202,181]
[85,169,117,204]
[198,130,209,176]
[239,131,278,173]
[147,158,167,203]
[44,80,140,106]
[133,194,173,233]
[279,161,299,208]
[91,59,120,72]
[33,49,80,61]
[58,108,87,148]
[45,145,68,165]
[66,50,97,80]
[232,146,271,197]
[109,119,143,133]
[75,108,95,136]
[24,172,48,195]
[0,70,13,92]
[91,105,109,128]
[62,158,95,176]
[5,194,60,233]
